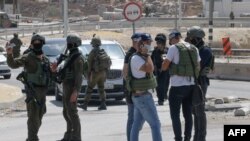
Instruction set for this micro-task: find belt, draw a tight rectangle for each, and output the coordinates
[132,90,149,97]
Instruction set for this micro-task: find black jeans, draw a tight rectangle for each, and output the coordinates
[192,76,208,141]
[156,70,170,102]
[193,103,207,141]
[169,86,193,141]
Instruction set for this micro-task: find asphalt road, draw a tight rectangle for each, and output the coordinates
[2,67,250,99]
[0,67,23,88]
[0,95,250,141]
[1,68,250,141]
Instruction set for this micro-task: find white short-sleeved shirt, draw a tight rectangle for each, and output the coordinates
[166,41,201,87]
[130,55,146,79]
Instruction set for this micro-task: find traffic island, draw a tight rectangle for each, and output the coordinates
[0,83,25,115]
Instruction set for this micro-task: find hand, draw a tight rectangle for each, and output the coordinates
[70,90,78,103]
[5,42,13,55]
[50,62,58,73]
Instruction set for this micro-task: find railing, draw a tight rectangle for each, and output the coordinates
[1,17,250,38]
[212,48,250,58]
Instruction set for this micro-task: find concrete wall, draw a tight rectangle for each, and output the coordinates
[202,0,250,17]
[102,12,123,20]
[208,62,250,81]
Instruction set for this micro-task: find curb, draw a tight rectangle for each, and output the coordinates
[234,107,250,116]
[214,96,239,105]
[206,103,242,111]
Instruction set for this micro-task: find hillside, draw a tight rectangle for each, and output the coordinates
[19,0,203,20]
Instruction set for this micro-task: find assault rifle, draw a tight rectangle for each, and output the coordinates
[55,48,68,83]
[16,71,41,105]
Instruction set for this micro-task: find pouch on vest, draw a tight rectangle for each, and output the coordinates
[130,74,157,91]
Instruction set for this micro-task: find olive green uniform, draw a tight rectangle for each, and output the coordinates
[84,47,106,104]
[10,37,23,58]
[7,52,50,141]
[61,49,83,141]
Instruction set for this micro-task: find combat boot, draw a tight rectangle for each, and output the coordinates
[98,101,107,110]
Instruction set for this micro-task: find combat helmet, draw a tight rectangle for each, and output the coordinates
[91,34,101,47]
[13,33,18,38]
[31,34,45,44]
[155,33,167,44]
[66,34,82,47]
[187,26,205,39]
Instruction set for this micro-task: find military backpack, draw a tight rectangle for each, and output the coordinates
[93,49,112,72]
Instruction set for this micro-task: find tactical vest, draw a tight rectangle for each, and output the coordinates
[169,43,199,78]
[63,52,79,80]
[26,54,50,86]
[126,53,157,92]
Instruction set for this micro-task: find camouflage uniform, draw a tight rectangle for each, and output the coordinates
[9,33,23,58]
[6,34,50,141]
[59,35,83,141]
[82,36,107,110]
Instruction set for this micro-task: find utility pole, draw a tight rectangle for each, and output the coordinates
[174,1,178,30]
[208,0,214,47]
[63,0,68,37]
[178,0,182,30]
[0,0,5,11]
[13,0,17,14]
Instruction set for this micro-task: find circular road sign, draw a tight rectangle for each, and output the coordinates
[123,2,142,22]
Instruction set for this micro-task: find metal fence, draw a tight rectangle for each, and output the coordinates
[1,17,250,39]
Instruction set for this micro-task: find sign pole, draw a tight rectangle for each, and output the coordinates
[123,2,142,35]
[132,22,135,34]
[63,0,68,37]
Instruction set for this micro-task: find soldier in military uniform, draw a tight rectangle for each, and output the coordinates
[81,36,108,110]
[52,34,83,141]
[9,33,23,58]
[185,26,214,141]
[6,34,51,141]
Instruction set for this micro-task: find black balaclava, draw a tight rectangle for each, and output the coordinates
[33,43,43,55]
[190,37,204,49]
[67,43,78,54]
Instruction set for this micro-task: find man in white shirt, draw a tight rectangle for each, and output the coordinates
[128,33,162,141]
[162,30,200,141]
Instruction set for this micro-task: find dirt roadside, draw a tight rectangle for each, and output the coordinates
[4,27,248,51]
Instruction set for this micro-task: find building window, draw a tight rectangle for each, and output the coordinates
[233,0,242,2]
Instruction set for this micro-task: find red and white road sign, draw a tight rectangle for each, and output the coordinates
[123,2,142,22]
